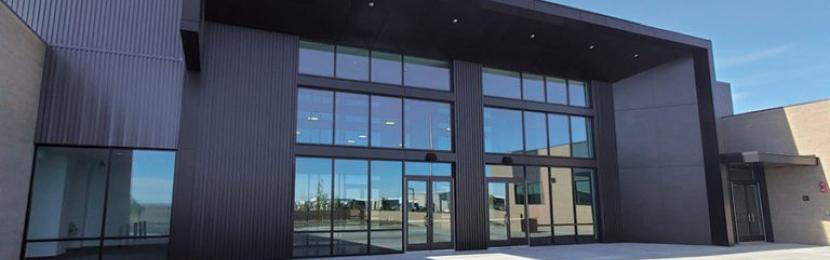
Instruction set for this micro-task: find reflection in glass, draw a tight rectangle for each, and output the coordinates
[333,232,368,255]
[571,116,594,158]
[548,114,571,157]
[484,107,523,154]
[569,81,589,107]
[522,73,545,102]
[101,238,168,260]
[105,150,175,237]
[406,181,428,245]
[482,68,521,99]
[551,167,575,241]
[369,230,402,253]
[371,51,402,85]
[25,240,101,259]
[335,46,369,81]
[526,167,552,244]
[294,158,332,232]
[509,181,526,244]
[299,41,335,77]
[334,160,369,231]
[546,77,567,105]
[293,232,331,258]
[405,162,452,177]
[27,147,109,241]
[297,88,334,144]
[524,111,548,156]
[574,169,595,237]
[334,92,369,146]
[370,96,402,148]
[432,181,453,244]
[484,165,523,178]
[370,161,403,230]
[404,99,452,150]
[488,182,508,241]
[403,56,450,91]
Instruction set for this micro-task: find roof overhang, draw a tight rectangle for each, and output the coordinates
[721,151,819,168]
[202,0,711,82]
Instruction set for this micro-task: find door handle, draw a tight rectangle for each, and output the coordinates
[424,215,430,227]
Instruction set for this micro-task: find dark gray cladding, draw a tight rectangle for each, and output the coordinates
[170,22,298,260]
[452,61,488,249]
[36,47,182,148]
[6,0,185,149]
[592,81,623,242]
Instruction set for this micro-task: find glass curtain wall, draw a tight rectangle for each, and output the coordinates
[24,147,175,259]
[481,67,591,107]
[483,106,593,158]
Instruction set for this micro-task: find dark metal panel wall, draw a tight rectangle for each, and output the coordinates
[4,0,182,58]
[35,47,182,149]
[451,60,488,250]
[171,22,298,260]
[592,81,622,242]
[5,0,185,149]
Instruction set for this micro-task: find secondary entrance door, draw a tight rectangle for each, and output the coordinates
[487,180,528,246]
[405,177,453,250]
[733,182,766,242]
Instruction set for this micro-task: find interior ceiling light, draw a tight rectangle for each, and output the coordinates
[588,45,595,50]
[529,33,536,39]
[368,2,374,7]
[633,53,640,58]
[384,120,396,126]
[358,135,368,138]
[452,18,459,24]
[306,116,320,121]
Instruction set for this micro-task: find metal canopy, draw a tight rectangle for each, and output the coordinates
[721,151,819,167]
[203,0,705,82]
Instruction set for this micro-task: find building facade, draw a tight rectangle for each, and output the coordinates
[2,0,799,259]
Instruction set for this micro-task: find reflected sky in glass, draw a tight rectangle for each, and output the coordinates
[334,92,369,146]
[483,107,522,154]
[297,88,334,144]
[404,99,451,150]
[371,96,402,148]
[483,68,521,99]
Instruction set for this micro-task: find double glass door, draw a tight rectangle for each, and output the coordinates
[733,182,766,242]
[487,180,528,246]
[405,177,453,250]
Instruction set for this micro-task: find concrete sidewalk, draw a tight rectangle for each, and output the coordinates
[317,243,830,259]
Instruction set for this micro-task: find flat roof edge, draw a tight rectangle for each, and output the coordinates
[491,0,711,49]
[721,151,819,167]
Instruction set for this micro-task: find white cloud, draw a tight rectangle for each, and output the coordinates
[719,45,793,69]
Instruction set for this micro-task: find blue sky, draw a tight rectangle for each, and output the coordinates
[549,0,830,113]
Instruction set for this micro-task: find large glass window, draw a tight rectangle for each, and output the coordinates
[482,68,521,99]
[550,167,575,242]
[571,116,594,158]
[526,167,552,244]
[334,92,369,146]
[404,99,452,151]
[297,88,334,144]
[483,107,523,154]
[569,81,589,107]
[545,77,568,105]
[403,56,450,91]
[24,147,175,260]
[299,41,335,77]
[335,46,370,81]
[405,162,452,177]
[548,114,571,157]
[370,96,402,148]
[522,73,545,102]
[524,111,548,156]
[370,51,402,85]
[294,158,418,257]
[574,168,596,238]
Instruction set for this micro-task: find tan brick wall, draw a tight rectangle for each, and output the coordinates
[0,2,45,259]
[722,100,830,245]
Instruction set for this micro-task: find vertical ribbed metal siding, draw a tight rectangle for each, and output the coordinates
[452,60,488,250]
[36,47,182,149]
[4,0,182,58]
[592,81,622,242]
[173,22,298,260]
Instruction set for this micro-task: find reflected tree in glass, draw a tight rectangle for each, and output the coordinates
[294,158,333,232]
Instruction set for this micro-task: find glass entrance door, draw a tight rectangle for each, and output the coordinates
[733,182,766,242]
[405,177,453,250]
[487,180,528,246]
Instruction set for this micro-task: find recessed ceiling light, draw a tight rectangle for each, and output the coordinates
[633,54,639,58]
[384,120,397,126]
[588,45,595,50]
[530,33,536,39]
[368,2,374,7]
[306,116,320,121]
[452,18,459,24]
[358,135,368,138]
